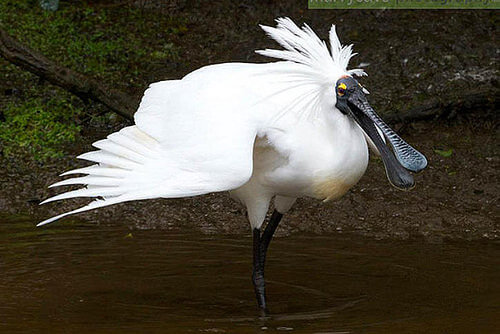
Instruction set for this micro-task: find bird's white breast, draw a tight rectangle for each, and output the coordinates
[251,112,370,201]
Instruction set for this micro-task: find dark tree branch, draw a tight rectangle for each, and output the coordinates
[0,28,135,121]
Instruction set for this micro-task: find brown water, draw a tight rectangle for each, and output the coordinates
[1,214,498,334]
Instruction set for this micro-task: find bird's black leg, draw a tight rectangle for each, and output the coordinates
[252,228,267,313]
[261,210,283,252]
[252,210,283,315]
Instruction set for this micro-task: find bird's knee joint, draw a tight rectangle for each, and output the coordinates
[252,272,265,285]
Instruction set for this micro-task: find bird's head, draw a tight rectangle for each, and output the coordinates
[257,18,427,190]
[334,76,427,190]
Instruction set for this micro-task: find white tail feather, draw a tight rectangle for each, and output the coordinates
[60,166,130,178]
[107,132,157,158]
[49,176,122,188]
[37,196,135,227]
[77,151,139,170]
[40,126,168,225]
[92,139,146,163]
[40,187,124,205]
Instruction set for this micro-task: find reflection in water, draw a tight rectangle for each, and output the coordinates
[0,213,498,333]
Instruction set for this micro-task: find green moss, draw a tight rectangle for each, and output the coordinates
[0,0,185,162]
[0,98,82,161]
[151,42,180,61]
[0,1,184,87]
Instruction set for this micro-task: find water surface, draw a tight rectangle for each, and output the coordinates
[0,213,498,333]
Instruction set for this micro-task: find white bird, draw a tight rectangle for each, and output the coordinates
[39,18,427,314]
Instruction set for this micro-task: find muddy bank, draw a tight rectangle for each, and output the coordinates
[1,118,498,241]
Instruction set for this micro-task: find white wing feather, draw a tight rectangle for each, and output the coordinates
[39,68,261,226]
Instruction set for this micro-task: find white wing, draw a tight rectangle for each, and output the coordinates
[39,64,266,226]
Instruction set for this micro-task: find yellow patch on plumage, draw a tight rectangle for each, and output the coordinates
[313,177,354,202]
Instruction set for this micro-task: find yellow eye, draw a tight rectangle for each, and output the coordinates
[337,83,347,96]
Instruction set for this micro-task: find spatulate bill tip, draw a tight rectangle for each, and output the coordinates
[397,151,428,173]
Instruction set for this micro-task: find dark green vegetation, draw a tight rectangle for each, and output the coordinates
[0,0,185,161]
[0,97,81,160]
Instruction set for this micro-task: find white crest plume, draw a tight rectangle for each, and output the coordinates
[256,17,367,85]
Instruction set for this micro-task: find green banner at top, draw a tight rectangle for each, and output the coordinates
[309,0,499,9]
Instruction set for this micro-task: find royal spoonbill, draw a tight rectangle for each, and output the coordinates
[39,17,427,313]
